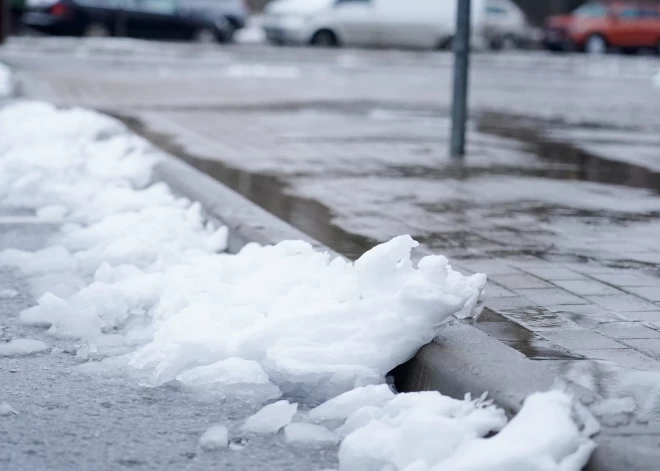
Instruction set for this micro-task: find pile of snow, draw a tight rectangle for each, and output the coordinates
[654,70,660,88]
[0,101,597,470]
[0,62,13,98]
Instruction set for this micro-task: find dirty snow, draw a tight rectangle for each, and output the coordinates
[199,424,229,451]
[0,101,596,470]
[0,338,49,357]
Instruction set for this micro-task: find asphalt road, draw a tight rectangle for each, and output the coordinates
[0,208,337,471]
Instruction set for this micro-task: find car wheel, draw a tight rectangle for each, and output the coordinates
[584,34,607,54]
[84,23,111,38]
[194,28,217,44]
[656,41,660,56]
[310,30,339,48]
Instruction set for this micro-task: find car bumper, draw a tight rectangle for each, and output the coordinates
[263,25,306,45]
[22,12,78,34]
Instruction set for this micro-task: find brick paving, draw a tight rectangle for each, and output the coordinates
[4,38,660,374]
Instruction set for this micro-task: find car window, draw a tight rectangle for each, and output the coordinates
[640,8,660,18]
[125,0,177,14]
[619,8,641,18]
[574,3,608,17]
[486,6,507,15]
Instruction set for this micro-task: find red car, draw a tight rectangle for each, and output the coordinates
[544,1,660,54]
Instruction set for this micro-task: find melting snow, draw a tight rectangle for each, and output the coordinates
[0,101,597,470]
[0,402,18,416]
[242,400,298,434]
[199,424,229,451]
[284,423,338,445]
[0,338,49,357]
[0,288,18,299]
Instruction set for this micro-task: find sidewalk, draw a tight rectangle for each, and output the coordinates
[5,37,660,413]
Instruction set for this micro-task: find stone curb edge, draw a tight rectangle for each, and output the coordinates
[154,141,658,471]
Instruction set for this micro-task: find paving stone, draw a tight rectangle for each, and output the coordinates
[542,331,627,351]
[594,322,660,340]
[623,287,660,302]
[588,272,658,287]
[455,259,520,276]
[552,279,625,296]
[519,266,587,281]
[502,307,583,333]
[620,339,660,359]
[572,348,660,371]
[585,294,659,312]
[489,274,554,290]
[485,296,538,311]
[482,283,516,298]
[618,311,660,322]
[515,288,589,306]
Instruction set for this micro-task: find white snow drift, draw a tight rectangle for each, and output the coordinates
[0,101,597,470]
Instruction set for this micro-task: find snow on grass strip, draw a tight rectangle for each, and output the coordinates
[0,101,597,470]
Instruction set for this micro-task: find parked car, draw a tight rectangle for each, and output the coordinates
[543,1,660,54]
[262,0,533,50]
[21,0,248,42]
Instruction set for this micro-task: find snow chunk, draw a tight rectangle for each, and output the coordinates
[242,400,298,434]
[199,424,229,451]
[284,423,338,445]
[309,384,395,421]
[432,391,597,471]
[338,391,508,471]
[0,288,18,299]
[0,338,49,357]
[0,402,18,416]
[176,358,281,400]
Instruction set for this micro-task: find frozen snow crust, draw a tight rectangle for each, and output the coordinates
[0,101,596,470]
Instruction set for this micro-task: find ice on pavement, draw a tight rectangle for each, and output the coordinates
[0,338,49,357]
[242,400,298,434]
[199,424,229,451]
[284,423,338,445]
[0,101,597,469]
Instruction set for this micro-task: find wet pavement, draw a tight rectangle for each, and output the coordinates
[3,37,660,428]
[0,208,338,471]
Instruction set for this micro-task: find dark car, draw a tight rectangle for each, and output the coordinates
[22,0,248,42]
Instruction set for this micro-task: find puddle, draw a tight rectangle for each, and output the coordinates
[478,111,660,193]
[116,113,376,260]
[474,308,582,361]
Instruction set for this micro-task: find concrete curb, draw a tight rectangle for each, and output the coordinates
[153,150,659,470]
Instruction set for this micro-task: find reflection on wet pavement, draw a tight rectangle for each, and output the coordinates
[116,104,660,428]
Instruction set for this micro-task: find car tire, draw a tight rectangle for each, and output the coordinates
[84,23,111,38]
[310,29,339,48]
[584,34,607,54]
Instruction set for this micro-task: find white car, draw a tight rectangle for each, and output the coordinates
[262,0,532,50]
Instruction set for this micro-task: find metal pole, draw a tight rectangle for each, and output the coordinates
[450,0,472,158]
[0,0,9,45]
